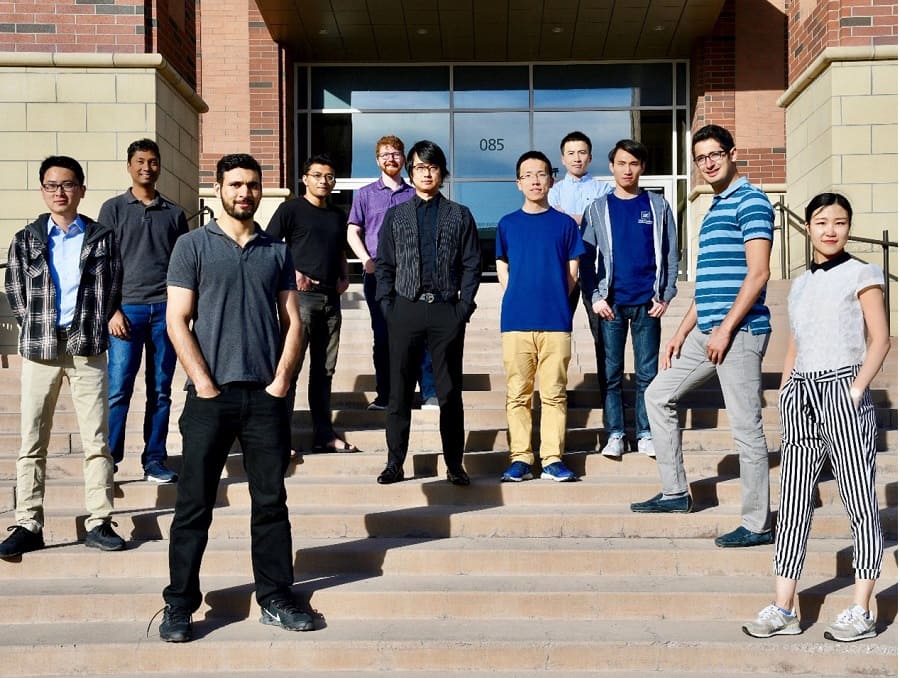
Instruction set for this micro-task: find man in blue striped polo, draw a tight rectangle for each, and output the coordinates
[631,124,775,549]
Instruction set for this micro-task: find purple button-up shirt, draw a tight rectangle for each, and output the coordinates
[348,177,416,257]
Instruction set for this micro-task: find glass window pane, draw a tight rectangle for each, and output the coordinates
[311,66,450,110]
[533,111,633,177]
[454,181,522,232]
[676,63,687,106]
[295,66,308,110]
[638,110,673,175]
[453,112,530,178]
[533,63,672,108]
[311,113,450,178]
[454,66,529,109]
[676,109,687,175]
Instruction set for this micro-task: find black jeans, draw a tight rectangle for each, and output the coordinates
[290,290,341,445]
[164,384,294,612]
[385,297,466,470]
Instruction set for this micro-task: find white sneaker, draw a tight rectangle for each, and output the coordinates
[742,604,801,638]
[601,436,625,458]
[824,605,876,642]
[637,438,656,458]
[421,397,440,410]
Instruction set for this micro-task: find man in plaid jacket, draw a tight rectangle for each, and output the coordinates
[0,155,126,559]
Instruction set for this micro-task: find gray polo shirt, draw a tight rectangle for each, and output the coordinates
[167,219,296,387]
[98,189,189,304]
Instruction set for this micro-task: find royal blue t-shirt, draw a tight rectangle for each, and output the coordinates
[608,191,655,306]
[495,208,584,332]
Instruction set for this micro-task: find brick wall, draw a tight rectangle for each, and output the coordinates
[198,0,285,189]
[0,0,196,87]
[690,0,787,186]
[788,0,898,82]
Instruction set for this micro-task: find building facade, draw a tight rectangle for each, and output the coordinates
[0,0,896,332]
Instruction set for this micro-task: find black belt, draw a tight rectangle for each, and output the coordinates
[56,327,71,340]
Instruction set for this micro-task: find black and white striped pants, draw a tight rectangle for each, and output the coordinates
[775,365,883,580]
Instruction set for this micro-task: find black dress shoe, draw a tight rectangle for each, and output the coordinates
[377,464,404,484]
[446,467,470,486]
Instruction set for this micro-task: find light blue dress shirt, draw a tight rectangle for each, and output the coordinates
[548,172,613,220]
[47,215,85,327]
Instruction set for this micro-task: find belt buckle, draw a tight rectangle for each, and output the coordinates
[422,292,436,303]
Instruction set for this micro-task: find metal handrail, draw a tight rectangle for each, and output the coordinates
[187,201,214,226]
[774,197,897,318]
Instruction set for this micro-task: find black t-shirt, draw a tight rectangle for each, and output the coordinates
[265,197,346,289]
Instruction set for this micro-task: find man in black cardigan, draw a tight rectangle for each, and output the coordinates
[374,140,481,486]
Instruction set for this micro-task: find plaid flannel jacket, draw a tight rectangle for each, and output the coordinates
[5,214,122,360]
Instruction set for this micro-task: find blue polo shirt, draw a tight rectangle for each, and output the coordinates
[548,173,612,219]
[695,177,774,335]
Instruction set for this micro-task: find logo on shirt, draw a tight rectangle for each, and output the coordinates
[639,211,653,225]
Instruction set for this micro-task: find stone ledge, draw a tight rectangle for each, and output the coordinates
[778,45,898,108]
[0,51,207,114]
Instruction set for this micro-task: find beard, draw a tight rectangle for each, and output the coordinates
[222,198,257,221]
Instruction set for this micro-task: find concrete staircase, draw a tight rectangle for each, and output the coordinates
[0,280,896,676]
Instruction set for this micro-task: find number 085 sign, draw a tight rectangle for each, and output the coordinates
[479,138,505,151]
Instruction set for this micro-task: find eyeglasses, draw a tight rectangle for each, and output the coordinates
[412,164,440,175]
[518,172,551,182]
[306,172,336,183]
[692,150,729,166]
[378,152,403,160]
[41,181,81,193]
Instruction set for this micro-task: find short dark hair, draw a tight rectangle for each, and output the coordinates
[608,139,648,165]
[691,124,735,153]
[406,140,449,184]
[805,192,853,225]
[126,138,160,163]
[560,131,592,154]
[215,153,262,185]
[39,156,84,185]
[302,154,335,176]
[516,151,552,178]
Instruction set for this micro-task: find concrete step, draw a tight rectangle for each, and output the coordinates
[4,446,894,485]
[1,574,895,624]
[0,537,894,581]
[17,474,896,513]
[0,619,893,675]
[22,503,898,544]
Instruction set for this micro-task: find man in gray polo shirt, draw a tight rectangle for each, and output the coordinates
[99,138,188,484]
[158,153,321,643]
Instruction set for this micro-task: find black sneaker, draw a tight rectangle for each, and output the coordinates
[0,525,44,558]
[159,605,193,642]
[259,597,320,631]
[84,522,126,551]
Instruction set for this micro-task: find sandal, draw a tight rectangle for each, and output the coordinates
[311,439,359,454]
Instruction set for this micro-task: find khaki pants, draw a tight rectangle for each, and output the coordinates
[17,354,114,532]
[502,331,571,466]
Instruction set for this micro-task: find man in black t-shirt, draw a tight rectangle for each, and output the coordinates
[266,155,355,453]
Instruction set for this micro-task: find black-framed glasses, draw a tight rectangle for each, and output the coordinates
[412,164,440,175]
[306,172,336,183]
[41,181,81,193]
[378,152,403,160]
[693,150,729,166]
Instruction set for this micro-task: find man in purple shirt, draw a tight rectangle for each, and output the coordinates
[347,135,436,411]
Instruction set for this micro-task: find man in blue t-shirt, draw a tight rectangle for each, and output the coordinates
[581,139,679,461]
[630,125,775,550]
[495,151,584,483]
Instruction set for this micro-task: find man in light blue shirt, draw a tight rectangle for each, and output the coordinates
[48,217,85,326]
[549,131,612,392]
[548,130,612,226]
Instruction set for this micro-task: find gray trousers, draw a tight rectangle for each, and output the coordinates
[645,326,771,533]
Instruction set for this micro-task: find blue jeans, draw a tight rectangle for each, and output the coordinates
[107,302,176,467]
[363,272,435,402]
[600,303,661,439]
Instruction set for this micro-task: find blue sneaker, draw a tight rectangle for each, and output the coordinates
[541,462,576,482]
[501,461,533,482]
[144,461,178,484]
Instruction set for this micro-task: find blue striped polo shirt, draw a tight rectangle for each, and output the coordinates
[695,176,774,335]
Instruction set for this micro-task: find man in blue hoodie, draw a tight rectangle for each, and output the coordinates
[580,139,679,460]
